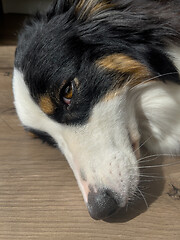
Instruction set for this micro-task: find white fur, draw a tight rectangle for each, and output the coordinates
[134,46,180,154]
[13,68,139,206]
[128,81,180,154]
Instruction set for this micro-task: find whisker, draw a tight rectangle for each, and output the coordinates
[139,174,165,179]
[131,192,142,200]
[139,156,159,164]
[137,187,148,209]
[145,72,178,82]
[122,75,133,90]
[138,185,151,191]
[139,179,154,183]
[134,136,152,154]
[130,72,178,91]
[138,153,177,162]
[138,161,180,169]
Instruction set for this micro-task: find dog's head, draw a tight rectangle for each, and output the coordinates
[13,0,179,219]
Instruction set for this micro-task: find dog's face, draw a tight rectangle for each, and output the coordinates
[13,0,179,219]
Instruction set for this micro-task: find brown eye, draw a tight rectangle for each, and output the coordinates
[62,82,73,105]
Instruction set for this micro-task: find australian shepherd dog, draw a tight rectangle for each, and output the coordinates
[12,0,180,220]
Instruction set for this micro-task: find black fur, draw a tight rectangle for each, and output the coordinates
[15,0,180,125]
[25,127,57,147]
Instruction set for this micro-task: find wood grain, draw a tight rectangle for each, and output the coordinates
[0,46,180,240]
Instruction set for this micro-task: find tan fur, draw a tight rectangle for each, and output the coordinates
[75,0,112,20]
[89,2,114,17]
[28,132,37,138]
[96,54,151,87]
[76,0,86,12]
[39,95,55,115]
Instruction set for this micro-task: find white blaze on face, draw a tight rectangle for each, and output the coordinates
[13,68,139,206]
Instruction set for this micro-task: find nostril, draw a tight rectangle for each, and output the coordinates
[87,189,119,220]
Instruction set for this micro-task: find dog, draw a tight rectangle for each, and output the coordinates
[12,0,180,220]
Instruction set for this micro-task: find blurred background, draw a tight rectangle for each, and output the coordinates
[0,0,51,45]
[1,0,51,14]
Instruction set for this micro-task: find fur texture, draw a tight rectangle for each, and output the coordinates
[13,0,180,220]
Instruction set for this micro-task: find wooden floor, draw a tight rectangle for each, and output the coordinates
[0,15,180,240]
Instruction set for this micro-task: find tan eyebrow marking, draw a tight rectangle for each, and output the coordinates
[39,95,55,115]
[96,53,151,87]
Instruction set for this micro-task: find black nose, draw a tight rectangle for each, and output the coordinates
[87,189,119,220]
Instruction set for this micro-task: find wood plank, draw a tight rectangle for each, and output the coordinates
[0,46,15,69]
[0,47,180,240]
